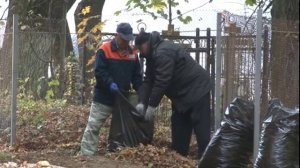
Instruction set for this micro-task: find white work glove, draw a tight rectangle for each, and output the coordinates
[144,106,156,121]
[136,103,145,115]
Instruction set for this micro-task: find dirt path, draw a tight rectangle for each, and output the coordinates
[0,105,197,168]
[1,151,145,168]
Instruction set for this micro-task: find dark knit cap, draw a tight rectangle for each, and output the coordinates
[135,32,151,46]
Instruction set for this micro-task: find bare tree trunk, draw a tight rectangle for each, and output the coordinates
[270,0,299,107]
[0,0,13,93]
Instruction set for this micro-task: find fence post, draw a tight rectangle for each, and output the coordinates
[206,28,215,129]
[11,14,19,146]
[195,28,200,63]
[214,13,222,131]
[254,8,263,160]
[206,28,211,70]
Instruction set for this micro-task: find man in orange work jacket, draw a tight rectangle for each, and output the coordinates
[80,23,142,155]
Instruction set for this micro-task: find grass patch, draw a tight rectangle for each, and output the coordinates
[0,151,12,161]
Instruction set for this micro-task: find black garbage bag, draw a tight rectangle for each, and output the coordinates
[107,91,154,152]
[254,99,299,168]
[198,98,254,168]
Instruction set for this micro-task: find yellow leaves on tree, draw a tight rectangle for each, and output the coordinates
[151,0,167,10]
[77,5,105,44]
[81,6,91,16]
[91,22,105,34]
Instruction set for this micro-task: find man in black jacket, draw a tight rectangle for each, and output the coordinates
[135,31,212,159]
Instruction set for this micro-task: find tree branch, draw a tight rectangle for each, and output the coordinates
[263,1,273,13]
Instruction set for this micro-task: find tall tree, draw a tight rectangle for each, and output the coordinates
[0,0,13,94]
[270,0,299,107]
[245,0,299,106]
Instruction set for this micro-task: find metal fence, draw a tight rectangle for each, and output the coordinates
[0,16,215,143]
[1,11,298,149]
[80,28,215,128]
[214,10,268,159]
[215,9,299,159]
[0,28,12,137]
[215,10,272,123]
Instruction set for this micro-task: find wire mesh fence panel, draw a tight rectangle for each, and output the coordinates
[1,16,216,142]
[18,31,55,99]
[9,18,85,106]
[0,32,12,140]
[0,17,76,143]
[219,11,272,115]
[221,33,257,107]
[219,9,299,119]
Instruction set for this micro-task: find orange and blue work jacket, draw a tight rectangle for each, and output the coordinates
[93,39,142,106]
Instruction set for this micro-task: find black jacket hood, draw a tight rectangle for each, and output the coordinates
[149,31,163,49]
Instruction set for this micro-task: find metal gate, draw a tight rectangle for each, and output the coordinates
[160,28,215,127]
[86,28,216,127]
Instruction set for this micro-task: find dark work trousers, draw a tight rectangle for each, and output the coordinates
[171,93,211,159]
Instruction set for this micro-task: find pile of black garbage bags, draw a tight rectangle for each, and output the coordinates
[198,98,299,168]
[107,91,299,167]
[106,91,154,152]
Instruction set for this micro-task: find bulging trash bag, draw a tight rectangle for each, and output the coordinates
[254,99,299,168]
[198,98,254,168]
[107,91,154,152]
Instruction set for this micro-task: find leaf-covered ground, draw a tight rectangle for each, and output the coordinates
[0,103,197,168]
